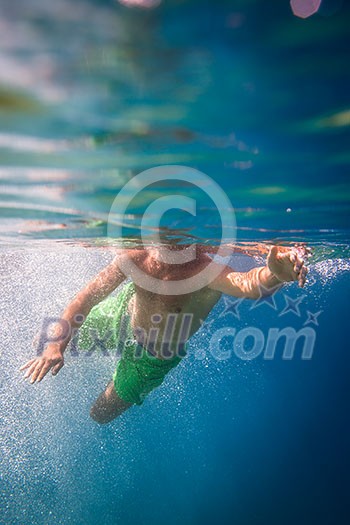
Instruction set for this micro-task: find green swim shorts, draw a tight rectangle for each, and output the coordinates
[77,282,183,405]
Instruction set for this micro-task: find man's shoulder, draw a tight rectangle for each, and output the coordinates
[113,247,147,263]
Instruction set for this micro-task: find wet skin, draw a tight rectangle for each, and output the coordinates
[20,244,309,422]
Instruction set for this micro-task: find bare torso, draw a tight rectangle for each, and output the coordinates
[121,247,222,358]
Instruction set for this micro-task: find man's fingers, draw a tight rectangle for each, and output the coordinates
[293,257,304,274]
[298,266,308,287]
[298,271,305,287]
[294,242,311,253]
[36,362,52,383]
[268,245,279,262]
[22,355,63,383]
[300,266,308,280]
[52,361,64,376]
[23,360,40,379]
[269,245,279,256]
[30,361,45,383]
[19,359,36,371]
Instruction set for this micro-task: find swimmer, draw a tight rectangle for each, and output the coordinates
[20,244,309,423]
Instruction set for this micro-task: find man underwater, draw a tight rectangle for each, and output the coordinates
[20,244,308,423]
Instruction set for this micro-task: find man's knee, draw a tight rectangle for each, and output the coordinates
[89,404,112,425]
[89,386,132,424]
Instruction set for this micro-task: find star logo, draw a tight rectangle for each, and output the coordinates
[199,317,214,329]
[221,295,244,320]
[304,310,322,326]
[279,294,306,317]
[250,283,281,311]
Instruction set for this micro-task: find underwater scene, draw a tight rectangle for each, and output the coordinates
[1,0,349,524]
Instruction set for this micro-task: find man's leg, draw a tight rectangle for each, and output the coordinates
[90,380,132,424]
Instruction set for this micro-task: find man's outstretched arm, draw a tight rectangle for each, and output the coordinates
[20,256,127,383]
[208,245,308,299]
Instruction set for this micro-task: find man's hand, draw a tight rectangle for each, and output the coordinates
[267,245,309,287]
[20,345,64,384]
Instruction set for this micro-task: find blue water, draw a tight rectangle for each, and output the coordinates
[1,1,349,524]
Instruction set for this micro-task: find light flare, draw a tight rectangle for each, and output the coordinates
[290,0,322,18]
[117,0,162,9]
